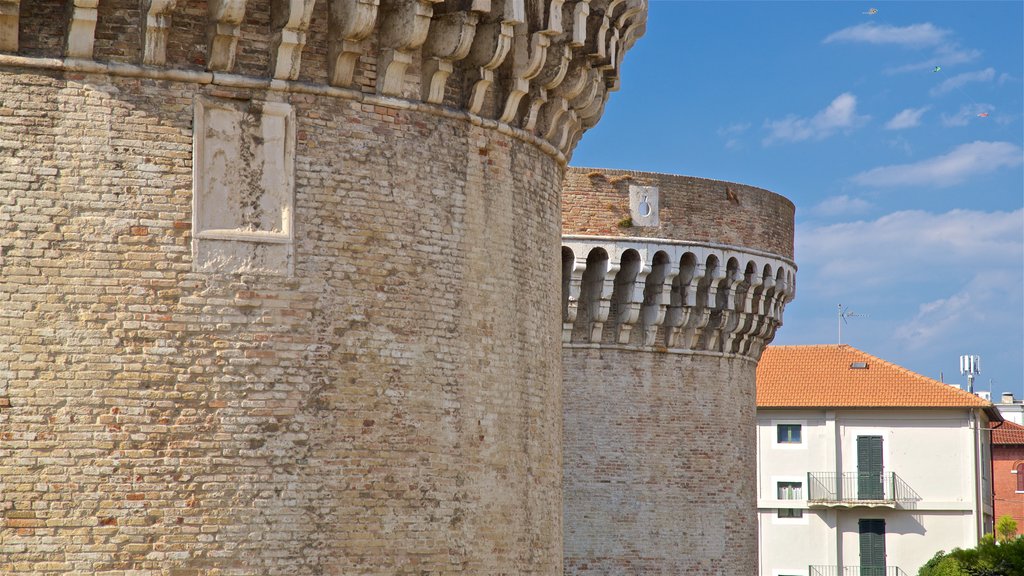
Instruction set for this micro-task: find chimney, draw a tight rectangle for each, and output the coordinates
[1002,392,1015,404]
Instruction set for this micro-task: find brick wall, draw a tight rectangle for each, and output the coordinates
[562,167,796,259]
[993,445,1024,534]
[563,349,758,575]
[0,68,564,575]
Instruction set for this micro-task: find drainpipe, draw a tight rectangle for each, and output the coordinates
[972,409,984,540]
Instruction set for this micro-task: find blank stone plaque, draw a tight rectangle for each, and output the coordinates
[192,96,295,275]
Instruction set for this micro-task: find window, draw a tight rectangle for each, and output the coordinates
[778,424,802,444]
[778,481,803,519]
[1017,464,1024,493]
[778,481,803,499]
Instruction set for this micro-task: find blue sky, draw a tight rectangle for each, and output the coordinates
[572,1,1024,396]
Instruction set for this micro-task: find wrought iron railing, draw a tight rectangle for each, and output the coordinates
[809,565,908,576]
[806,472,917,504]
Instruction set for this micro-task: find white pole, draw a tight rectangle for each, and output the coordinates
[838,304,842,345]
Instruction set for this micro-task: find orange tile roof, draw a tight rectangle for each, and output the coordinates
[757,345,995,412]
[992,420,1024,444]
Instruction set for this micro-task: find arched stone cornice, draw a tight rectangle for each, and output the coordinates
[562,236,797,360]
[0,0,645,157]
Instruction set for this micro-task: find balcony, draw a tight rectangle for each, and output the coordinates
[810,566,908,576]
[806,472,918,508]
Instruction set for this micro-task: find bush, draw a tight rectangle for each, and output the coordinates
[918,534,1024,576]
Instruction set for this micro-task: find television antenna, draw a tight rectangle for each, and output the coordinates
[837,304,868,345]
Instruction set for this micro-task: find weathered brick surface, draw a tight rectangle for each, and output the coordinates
[562,350,758,575]
[562,167,796,259]
[993,445,1024,533]
[0,68,563,575]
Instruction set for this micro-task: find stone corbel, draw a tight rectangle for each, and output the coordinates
[563,260,584,343]
[66,0,99,59]
[588,260,619,343]
[614,262,648,345]
[685,307,712,351]
[587,0,620,59]
[142,0,178,66]
[715,269,745,351]
[499,29,550,123]
[570,0,589,46]
[377,0,441,96]
[732,274,764,354]
[545,0,565,33]
[421,11,480,104]
[327,0,379,87]
[0,0,21,52]
[207,0,248,71]
[521,44,569,131]
[641,269,676,347]
[269,0,317,80]
[535,59,584,137]
[463,20,514,115]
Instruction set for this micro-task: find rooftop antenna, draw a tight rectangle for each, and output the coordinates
[837,304,867,345]
[960,354,981,394]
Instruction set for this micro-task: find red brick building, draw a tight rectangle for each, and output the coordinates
[992,421,1024,534]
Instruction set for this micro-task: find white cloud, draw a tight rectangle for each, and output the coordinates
[809,195,872,217]
[894,289,972,349]
[941,104,995,127]
[824,22,949,47]
[893,270,1019,350]
[718,122,751,150]
[884,46,981,75]
[763,93,868,145]
[931,67,995,96]
[796,208,1024,290]
[885,107,929,130]
[852,141,1022,188]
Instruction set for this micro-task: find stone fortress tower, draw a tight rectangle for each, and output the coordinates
[560,168,796,574]
[0,2,646,575]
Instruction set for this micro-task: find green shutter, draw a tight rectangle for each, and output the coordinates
[859,519,886,575]
[857,436,884,500]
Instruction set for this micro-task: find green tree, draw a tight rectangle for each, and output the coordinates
[918,534,1024,576]
[996,515,1018,543]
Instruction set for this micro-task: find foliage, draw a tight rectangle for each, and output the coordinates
[996,516,1018,543]
[918,534,1024,576]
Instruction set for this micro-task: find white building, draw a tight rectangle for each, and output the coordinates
[756,345,999,576]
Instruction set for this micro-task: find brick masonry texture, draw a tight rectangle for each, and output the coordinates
[992,444,1024,533]
[0,69,564,575]
[562,350,758,575]
[562,167,796,259]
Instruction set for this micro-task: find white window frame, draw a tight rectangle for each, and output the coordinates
[771,475,809,525]
[772,419,808,450]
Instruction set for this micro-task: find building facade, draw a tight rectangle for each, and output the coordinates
[0,3,646,575]
[561,168,797,574]
[992,420,1024,535]
[756,345,999,576]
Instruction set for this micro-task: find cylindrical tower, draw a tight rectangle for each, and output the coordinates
[0,4,645,575]
[560,167,797,574]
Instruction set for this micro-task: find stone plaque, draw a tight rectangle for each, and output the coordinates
[629,184,659,227]
[193,96,295,274]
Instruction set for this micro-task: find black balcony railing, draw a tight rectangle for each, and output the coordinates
[806,472,917,505]
[809,566,908,576]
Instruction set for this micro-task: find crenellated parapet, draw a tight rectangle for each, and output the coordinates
[562,236,796,359]
[0,0,647,158]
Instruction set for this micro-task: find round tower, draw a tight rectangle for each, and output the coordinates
[0,3,645,575]
[560,167,797,574]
